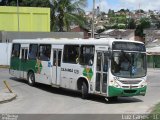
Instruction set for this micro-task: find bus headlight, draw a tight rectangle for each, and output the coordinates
[113,81,121,88]
[140,81,147,88]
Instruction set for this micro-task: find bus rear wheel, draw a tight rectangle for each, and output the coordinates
[28,72,35,86]
[81,82,88,99]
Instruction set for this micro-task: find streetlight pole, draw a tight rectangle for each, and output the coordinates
[17,0,20,32]
[92,0,95,38]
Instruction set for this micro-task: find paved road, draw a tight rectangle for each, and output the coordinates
[0,68,160,114]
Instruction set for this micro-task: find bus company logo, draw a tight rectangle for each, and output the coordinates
[35,59,43,74]
[83,67,93,80]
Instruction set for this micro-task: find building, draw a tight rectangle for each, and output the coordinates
[144,30,160,68]
[99,29,135,40]
[0,6,50,32]
[70,26,90,39]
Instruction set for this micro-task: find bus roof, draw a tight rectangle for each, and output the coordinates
[12,38,144,46]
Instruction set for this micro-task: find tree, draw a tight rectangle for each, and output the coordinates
[135,17,151,37]
[127,18,136,29]
[108,9,115,17]
[118,9,130,13]
[135,24,144,37]
[136,9,144,14]
[139,17,151,29]
[51,0,87,31]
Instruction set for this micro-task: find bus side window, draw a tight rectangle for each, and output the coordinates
[39,44,51,61]
[63,45,79,64]
[79,45,95,66]
[28,44,38,60]
[11,44,20,58]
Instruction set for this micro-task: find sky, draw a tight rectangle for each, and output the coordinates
[86,0,160,12]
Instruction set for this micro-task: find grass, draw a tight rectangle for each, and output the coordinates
[151,103,160,114]
[146,103,160,120]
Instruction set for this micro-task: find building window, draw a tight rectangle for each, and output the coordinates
[39,44,51,61]
[63,45,79,64]
[28,44,38,60]
[11,44,20,58]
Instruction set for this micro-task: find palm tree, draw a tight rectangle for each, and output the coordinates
[51,0,87,32]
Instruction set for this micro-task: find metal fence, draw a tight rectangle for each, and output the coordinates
[147,55,160,68]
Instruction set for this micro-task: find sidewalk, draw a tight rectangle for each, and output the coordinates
[0,91,17,103]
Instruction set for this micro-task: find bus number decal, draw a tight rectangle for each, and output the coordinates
[61,68,79,74]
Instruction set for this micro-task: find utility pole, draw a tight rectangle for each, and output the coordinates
[92,0,95,38]
[17,0,20,32]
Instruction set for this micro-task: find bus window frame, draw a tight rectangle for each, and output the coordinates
[28,44,38,60]
[11,43,21,58]
[38,44,51,61]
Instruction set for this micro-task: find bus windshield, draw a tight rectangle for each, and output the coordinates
[111,51,147,78]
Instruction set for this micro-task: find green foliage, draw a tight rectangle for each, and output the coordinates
[135,24,144,37]
[127,18,136,29]
[104,23,126,29]
[151,103,160,114]
[135,17,151,37]
[118,9,130,13]
[117,17,127,24]
[147,103,160,120]
[139,17,151,29]
[108,9,115,17]
[117,24,126,29]
[51,0,87,32]
[136,9,145,13]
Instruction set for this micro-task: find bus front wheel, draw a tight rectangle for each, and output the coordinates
[81,82,88,99]
[28,72,35,86]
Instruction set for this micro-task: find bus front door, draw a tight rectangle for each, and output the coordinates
[52,49,62,85]
[96,51,108,94]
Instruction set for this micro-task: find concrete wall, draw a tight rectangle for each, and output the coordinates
[0,6,50,32]
[0,43,12,65]
[0,31,84,43]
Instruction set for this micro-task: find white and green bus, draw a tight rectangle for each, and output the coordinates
[9,38,147,100]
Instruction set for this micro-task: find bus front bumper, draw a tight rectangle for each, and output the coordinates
[108,86,147,97]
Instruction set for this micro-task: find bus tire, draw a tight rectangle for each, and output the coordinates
[28,72,35,86]
[81,82,88,99]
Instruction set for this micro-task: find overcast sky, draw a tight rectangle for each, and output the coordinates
[86,0,160,12]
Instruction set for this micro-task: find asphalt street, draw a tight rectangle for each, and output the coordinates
[0,68,160,114]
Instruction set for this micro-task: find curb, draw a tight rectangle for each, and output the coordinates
[0,93,17,104]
